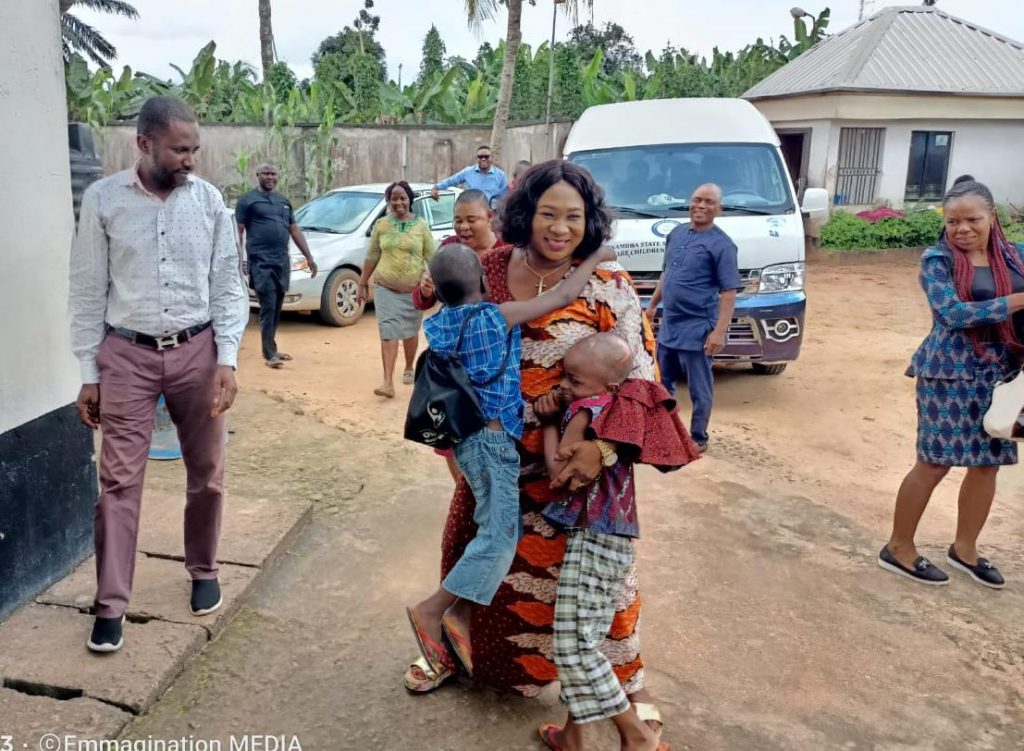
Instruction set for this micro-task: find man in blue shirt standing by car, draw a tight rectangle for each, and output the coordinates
[645,183,741,452]
[431,144,509,206]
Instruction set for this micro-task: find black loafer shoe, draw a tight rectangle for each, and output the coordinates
[190,578,222,616]
[877,546,949,585]
[947,546,1005,589]
[87,615,125,653]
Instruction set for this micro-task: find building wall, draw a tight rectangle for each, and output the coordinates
[0,0,96,618]
[97,121,573,204]
[753,95,1024,208]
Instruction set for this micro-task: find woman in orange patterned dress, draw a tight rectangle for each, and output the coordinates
[404,160,667,735]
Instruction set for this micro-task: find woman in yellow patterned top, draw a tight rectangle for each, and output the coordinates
[357,181,436,398]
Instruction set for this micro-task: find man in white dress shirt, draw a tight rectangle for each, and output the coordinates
[69,96,248,652]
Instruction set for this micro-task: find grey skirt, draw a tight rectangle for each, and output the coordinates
[373,284,422,340]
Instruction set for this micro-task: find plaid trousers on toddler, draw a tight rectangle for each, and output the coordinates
[553,528,636,723]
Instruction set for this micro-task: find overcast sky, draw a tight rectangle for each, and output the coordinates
[75,0,1024,85]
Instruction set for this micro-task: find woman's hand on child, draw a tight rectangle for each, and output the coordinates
[551,441,604,490]
[419,270,435,297]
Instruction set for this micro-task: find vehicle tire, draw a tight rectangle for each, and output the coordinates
[752,362,787,376]
[318,268,364,327]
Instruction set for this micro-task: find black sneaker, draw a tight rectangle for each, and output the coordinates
[190,578,222,616]
[877,546,949,585]
[87,615,125,653]
[947,545,1005,589]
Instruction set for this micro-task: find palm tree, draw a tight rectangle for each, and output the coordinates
[60,0,139,67]
[464,0,591,161]
[259,0,276,82]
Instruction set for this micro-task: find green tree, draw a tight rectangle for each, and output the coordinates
[510,43,541,121]
[266,61,298,104]
[311,0,386,90]
[552,44,584,119]
[567,22,642,77]
[350,52,384,122]
[418,25,447,85]
[59,0,139,66]
[462,0,594,160]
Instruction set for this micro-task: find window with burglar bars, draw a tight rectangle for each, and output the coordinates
[835,127,885,205]
[905,131,953,201]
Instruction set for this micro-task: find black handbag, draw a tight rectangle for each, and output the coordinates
[404,309,514,449]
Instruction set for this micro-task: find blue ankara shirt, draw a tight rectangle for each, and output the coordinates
[436,165,509,203]
[658,223,742,351]
[423,302,524,438]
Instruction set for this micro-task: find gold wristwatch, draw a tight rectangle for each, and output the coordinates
[594,439,618,468]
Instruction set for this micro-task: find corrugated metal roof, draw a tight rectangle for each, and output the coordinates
[744,6,1024,100]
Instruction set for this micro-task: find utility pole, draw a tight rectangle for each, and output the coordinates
[545,0,567,135]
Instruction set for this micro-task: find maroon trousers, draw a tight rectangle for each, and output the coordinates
[94,328,225,618]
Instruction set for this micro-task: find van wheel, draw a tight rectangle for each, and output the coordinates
[318,268,364,327]
[752,363,787,375]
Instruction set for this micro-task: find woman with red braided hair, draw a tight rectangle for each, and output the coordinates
[879,178,1024,588]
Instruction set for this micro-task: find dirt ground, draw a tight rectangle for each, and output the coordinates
[126,258,1024,750]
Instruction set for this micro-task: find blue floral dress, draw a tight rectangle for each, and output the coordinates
[910,244,1024,466]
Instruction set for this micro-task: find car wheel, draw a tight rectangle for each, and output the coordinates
[752,362,787,375]
[318,268,364,327]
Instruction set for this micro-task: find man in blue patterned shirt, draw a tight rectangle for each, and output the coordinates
[431,145,509,206]
[405,242,613,677]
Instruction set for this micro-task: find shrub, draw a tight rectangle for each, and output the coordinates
[819,212,873,249]
[1005,223,1024,245]
[821,210,943,250]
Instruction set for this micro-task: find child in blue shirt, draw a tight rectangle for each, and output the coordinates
[406,242,615,680]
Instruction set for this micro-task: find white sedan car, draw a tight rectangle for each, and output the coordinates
[245,183,460,326]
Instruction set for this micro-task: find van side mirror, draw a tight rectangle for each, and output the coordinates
[801,188,829,216]
[801,188,829,227]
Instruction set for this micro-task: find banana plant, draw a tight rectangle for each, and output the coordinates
[379,65,461,123]
[581,50,619,107]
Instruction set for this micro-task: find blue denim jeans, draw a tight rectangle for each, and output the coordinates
[443,427,522,605]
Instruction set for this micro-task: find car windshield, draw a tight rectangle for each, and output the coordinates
[568,143,795,216]
[295,191,381,234]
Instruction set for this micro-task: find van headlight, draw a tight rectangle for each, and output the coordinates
[759,262,804,293]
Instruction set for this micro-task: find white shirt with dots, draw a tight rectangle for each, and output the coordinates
[69,165,248,383]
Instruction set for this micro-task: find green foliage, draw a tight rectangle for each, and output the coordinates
[350,53,384,123]
[266,62,298,104]
[419,25,447,85]
[310,2,386,121]
[65,52,169,128]
[1005,223,1024,245]
[566,22,642,77]
[552,44,585,119]
[509,43,541,120]
[61,0,139,66]
[820,211,945,250]
[67,4,833,131]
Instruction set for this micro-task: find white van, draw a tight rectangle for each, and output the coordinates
[563,98,828,374]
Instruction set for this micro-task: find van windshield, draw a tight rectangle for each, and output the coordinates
[568,143,794,217]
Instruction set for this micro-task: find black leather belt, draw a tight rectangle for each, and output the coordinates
[107,321,212,350]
